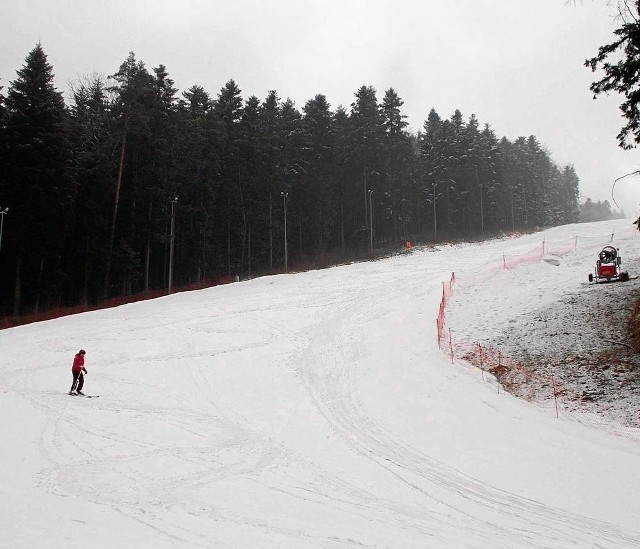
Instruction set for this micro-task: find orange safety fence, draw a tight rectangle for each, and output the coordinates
[434,227,639,416]
[436,229,638,346]
[448,339,565,408]
[436,272,456,347]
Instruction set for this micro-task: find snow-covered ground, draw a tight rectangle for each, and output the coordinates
[446,219,640,434]
[1,219,640,548]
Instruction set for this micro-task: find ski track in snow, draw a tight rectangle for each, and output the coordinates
[1,220,640,548]
[296,253,640,548]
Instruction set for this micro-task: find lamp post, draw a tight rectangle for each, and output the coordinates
[168,197,178,293]
[0,207,8,254]
[475,166,484,237]
[432,182,437,238]
[368,190,374,251]
[281,192,288,272]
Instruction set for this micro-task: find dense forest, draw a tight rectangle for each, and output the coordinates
[578,198,625,222]
[0,44,581,318]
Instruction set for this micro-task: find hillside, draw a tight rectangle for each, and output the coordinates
[490,268,640,429]
[447,221,640,437]
[1,219,639,549]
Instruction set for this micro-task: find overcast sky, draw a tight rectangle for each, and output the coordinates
[3,0,640,215]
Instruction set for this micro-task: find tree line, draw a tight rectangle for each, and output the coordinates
[578,198,624,222]
[0,44,580,317]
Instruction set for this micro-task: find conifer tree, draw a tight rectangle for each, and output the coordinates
[477,124,500,233]
[348,86,384,242]
[67,74,114,304]
[238,94,262,273]
[258,90,282,271]
[277,98,304,268]
[419,108,445,238]
[4,43,73,315]
[214,79,245,275]
[586,1,640,149]
[380,88,411,242]
[173,84,223,282]
[332,105,350,254]
[301,94,335,252]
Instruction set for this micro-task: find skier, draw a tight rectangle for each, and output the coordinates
[69,349,87,395]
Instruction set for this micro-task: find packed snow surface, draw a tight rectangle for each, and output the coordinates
[1,219,640,548]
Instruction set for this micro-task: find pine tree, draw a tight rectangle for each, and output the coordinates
[67,74,115,305]
[586,1,640,149]
[419,108,445,238]
[176,85,223,282]
[380,88,411,243]
[347,85,384,246]
[332,105,350,254]
[301,94,335,252]
[477,124,500,233]
[277,98,304,268]
[214,79,245,276]
[4,43,74,315]
[105,53,180,296]
[103,52,151,297]
[238,94,262,274]
[258,90,282,271]
[0,77,5,130]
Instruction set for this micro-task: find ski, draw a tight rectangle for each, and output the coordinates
[67,393,99,398]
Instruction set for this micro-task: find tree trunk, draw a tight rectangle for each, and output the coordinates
[104,132,127,299]
[269,191,273,272]
[13,253,22,317]
[144,194,152,294]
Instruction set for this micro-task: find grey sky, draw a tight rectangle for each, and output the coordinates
[3,0,640,215]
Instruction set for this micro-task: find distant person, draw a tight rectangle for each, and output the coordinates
[69,349,87,395]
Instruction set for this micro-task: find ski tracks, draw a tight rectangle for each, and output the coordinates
[294,263,640,548]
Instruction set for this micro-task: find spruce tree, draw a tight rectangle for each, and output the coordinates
[214,79,244,276]
[258,90,282,271]
[176,85,223,282]
[419,108,445,238]
[331,106,350,254]
[348,86,384,243]
[67,74,114,305]
[4,43,73,315]
[586,1,640,149]
[380,88,411,242]
[302,94,335,252]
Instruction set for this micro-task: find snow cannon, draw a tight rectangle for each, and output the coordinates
[588,246,629,283]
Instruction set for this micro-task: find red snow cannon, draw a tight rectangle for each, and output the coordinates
[588,245,629,283]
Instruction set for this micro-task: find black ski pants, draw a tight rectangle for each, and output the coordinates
[70,370,84,393]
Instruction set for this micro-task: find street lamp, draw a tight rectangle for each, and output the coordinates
[475,166,484,237]
[0,207,8,254]
[432,182,438,237]
[168,197,178,293]
[368,190,374,251]
[281,192,288,272]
